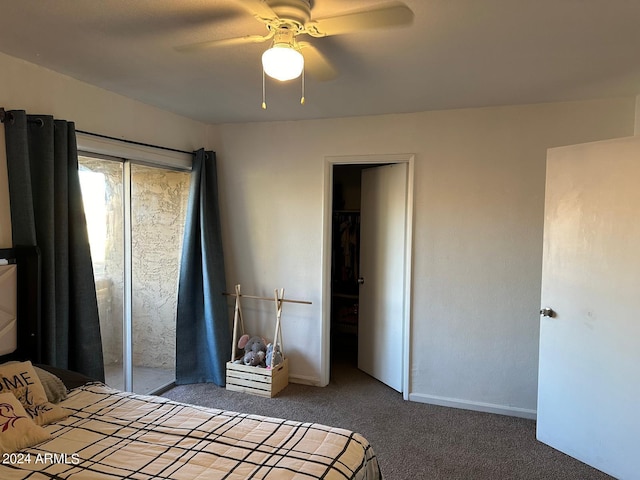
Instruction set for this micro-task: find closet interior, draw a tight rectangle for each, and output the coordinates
[330,165,366,367]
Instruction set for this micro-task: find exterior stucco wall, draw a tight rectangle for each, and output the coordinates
[131,165,190,369]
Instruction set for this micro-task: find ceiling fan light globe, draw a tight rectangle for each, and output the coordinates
[262,45,304,81]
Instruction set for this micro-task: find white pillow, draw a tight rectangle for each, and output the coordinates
[0,361,71,425]
[0,392,51,454]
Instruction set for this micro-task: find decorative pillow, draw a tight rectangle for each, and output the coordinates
[0,393,51,454]
[0,361,71,425]
[34,365,68,403]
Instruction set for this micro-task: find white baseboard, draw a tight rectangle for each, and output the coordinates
[409,392,537,420]
[289,374,321,386]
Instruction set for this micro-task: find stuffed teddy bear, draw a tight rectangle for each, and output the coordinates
[265,343,283,368]
[237,334,267,367]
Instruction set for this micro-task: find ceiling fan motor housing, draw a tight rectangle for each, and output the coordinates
[271,27,297,47]
[266,0,311,30]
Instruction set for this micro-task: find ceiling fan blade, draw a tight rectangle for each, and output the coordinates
[305,1,414,37]
[298,42,338,82]
[174,33,272,52]
[235,0,279,23]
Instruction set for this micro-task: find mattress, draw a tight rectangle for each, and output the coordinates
[1,382,382,479]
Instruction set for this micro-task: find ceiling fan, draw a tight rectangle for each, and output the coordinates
[175,0,414,82]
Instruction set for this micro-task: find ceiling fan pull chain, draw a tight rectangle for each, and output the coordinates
[262,69,267,110]
[300,68,305,105]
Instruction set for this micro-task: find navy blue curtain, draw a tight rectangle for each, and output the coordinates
[3,110,104,381]
[176,149,230,385]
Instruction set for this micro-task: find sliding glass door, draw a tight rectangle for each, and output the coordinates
[79,155,190,394]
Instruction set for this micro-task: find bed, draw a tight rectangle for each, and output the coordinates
[0,248,382,479]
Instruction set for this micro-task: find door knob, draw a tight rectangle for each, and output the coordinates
[357,277,365,285]
[540,307,555,318]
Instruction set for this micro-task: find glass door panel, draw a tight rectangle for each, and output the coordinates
[130,164,190,394]
[78,156,125,390]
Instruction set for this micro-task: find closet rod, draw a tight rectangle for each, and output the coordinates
[223,291,312,305]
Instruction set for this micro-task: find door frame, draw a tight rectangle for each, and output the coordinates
[321,154,414,399]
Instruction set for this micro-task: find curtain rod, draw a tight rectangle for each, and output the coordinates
[75,130,195,157]
[1,107,196,157]
[0,107,42,126]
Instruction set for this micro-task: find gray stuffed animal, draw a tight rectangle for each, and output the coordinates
[243,350,266,367]
[266,343,283,368]
[238,334,267,367]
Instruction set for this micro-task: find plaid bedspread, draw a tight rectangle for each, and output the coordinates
[1,383,382,479]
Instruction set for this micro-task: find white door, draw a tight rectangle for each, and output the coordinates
[538,136,640,479]
[358,163,407,392]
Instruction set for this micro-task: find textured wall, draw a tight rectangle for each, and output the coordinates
[131,164,190,369]
[216,98,636,416]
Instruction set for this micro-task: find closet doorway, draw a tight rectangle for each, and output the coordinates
[330,165,365,367]
[323,154,413,398]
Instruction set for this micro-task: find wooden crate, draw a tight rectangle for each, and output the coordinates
[226,358,289,398]
[223,285,309,398]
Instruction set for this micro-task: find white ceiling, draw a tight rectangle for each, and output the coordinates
[1,0,639,124]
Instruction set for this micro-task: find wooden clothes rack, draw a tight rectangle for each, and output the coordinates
[224,284,311,397]
[224,284,312,366]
